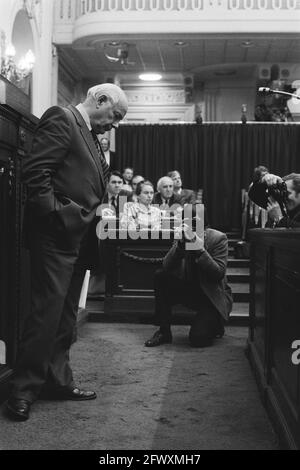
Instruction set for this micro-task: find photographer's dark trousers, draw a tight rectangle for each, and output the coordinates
[154,269,224,346]
[10,224,89,403]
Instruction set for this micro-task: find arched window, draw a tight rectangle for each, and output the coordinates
[11,9,35,98]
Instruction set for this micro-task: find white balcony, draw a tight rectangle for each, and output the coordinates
[54,0,300,44]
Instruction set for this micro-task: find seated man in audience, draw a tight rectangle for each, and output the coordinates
[145,212,232,348]
[132,175,145,203]
[122,167,134,192]
[101,171,132,217]
[100,137,115,168]
[168,170,196,205]
[153,176,181,210]
[248,171,300,228]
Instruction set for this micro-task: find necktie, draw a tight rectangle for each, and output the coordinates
[111,196,117,212]
[90,130,110,185]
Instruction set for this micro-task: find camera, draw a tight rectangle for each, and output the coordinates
[267,180,288,206]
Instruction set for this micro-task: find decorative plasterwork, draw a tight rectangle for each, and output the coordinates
[125,88,186,105]
[23,0,43,36]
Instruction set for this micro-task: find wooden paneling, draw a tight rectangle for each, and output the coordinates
[0,103,37,402]
[248,229,300,449]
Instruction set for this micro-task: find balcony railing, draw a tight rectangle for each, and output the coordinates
[56,0,300,19]
[54,0,300,42]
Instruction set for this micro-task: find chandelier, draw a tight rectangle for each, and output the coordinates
[1,43,35,84]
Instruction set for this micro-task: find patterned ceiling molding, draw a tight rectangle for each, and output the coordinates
[125,88,186,105]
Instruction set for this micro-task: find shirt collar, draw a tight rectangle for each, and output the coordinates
[137,203,152,214]
[76,103,92,131]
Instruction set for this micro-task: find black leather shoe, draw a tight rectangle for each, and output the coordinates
[5,398,31,421]
[215,325,225,339]
[145,330,172,347]
[41,387,97,401]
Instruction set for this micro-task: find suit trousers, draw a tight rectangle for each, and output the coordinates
[10,220,88,402]
[154,269,224,345]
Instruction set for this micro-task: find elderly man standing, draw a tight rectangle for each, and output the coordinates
[5,84,128,421]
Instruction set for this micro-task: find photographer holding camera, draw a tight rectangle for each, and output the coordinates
[145,209,233,348]
[248,171,300,228]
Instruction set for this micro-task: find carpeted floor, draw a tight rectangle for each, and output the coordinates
[0,324,279,450]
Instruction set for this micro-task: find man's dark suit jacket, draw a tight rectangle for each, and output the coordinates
[162,229,233,321]
[101,189,133,217]
[23,105,107,263]
[175,188,196,206]
[153,193,181,208]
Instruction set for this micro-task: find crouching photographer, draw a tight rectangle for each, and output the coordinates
[248,171,300,228]
[145,209,233,348]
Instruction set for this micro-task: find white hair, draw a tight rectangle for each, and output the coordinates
[157,176,173,192]
[86,83,128,114]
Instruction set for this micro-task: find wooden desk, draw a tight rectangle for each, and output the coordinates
[247,229,300,449]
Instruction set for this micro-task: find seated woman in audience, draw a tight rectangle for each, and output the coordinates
[120,181,161,231]
[131,175,145,203]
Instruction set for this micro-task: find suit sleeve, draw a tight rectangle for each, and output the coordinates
[276,215,300,228]
[195,234,228,282]
[163,241,185,271]
[22,106,71,217]
[187,190,196,205]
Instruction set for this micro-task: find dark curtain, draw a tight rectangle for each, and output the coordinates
[115,123,300,231]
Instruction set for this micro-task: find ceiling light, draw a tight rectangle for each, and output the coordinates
[241,41,254,48]
[139,73,162,81]
[109,42,120,47]
[174,41,188,47]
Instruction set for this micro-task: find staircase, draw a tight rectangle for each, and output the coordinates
[226,232,250,323]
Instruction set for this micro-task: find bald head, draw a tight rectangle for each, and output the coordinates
[83,83,128,134]
[87,83,128,118]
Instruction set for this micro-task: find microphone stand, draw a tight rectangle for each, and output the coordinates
[258,88,300,100]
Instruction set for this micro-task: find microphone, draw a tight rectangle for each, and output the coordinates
[258,87,271,94]
[258,87,300,100]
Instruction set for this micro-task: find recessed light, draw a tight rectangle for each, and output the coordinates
[139,73,162,81]
[109,42,120,47]
[241,41,254,48]
[174,41,188,47]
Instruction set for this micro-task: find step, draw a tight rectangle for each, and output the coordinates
[230,302,249,317]
[226,231,241,239]
[227,267,249,276]
[227,273,249,283]
[230,283,250,302]
[228,258,250,268]
[228,238,242,247]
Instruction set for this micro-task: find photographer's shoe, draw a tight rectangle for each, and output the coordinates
[5,398,31,421]
[215,324,225,338]
[145,329,172,347]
